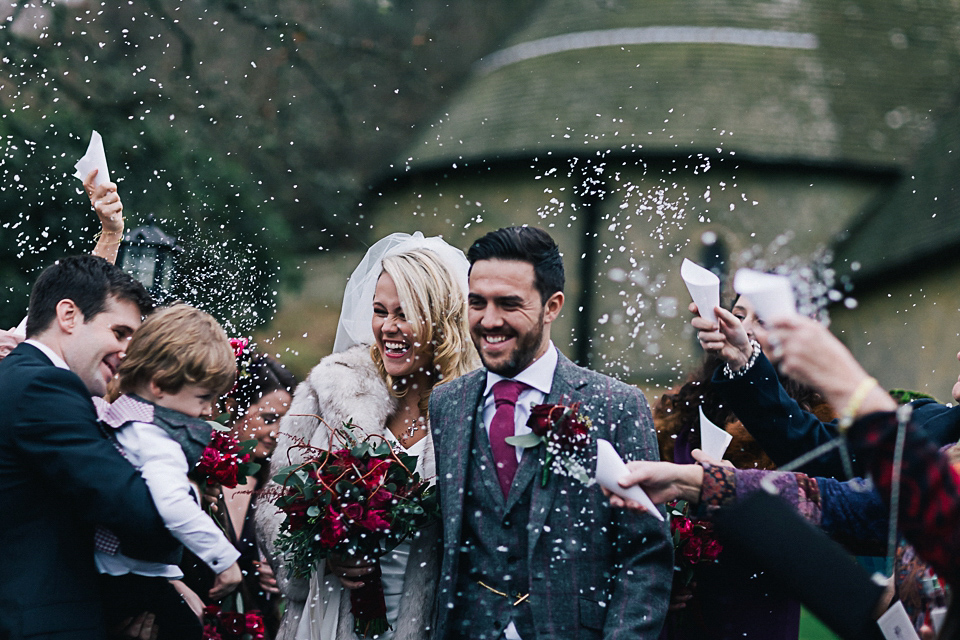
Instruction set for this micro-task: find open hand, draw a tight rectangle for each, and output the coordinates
[604,460,704,512]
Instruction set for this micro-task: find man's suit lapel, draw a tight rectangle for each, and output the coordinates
[441,372,487,540]
[526,354,589,555]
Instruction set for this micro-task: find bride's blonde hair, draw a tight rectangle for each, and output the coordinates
[370,248,478,415]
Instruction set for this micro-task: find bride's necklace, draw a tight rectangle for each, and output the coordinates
[399,416,426,443]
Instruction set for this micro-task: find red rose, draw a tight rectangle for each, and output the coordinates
[319,508,345,549]
[527,404,557,436]
[198,448,221,473]
[229,337,249,359]
[213,461,239,488]
[284,502,310,532]
[360,509,391,532]
[671,516,693,537]
[219,612,245,637]
[202,624,223,640]
[341,503,364,522]
[245,611,266,639]
[702,539,723,561]
[681,537,702,563]
[368,488,393,509]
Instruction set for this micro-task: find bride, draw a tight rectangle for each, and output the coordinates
[256,233,478,640]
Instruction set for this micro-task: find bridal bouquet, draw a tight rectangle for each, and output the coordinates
[272,417,439,638]
[194,427,260,489]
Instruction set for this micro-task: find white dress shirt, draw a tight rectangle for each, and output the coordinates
[479,342,559,640]
[95,420,240,578]
[24,339,69,370]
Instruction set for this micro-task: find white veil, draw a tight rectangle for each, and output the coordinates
[332,232,470,353]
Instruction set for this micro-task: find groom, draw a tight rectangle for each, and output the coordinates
[429,227,671,639]
[0,255,178,639]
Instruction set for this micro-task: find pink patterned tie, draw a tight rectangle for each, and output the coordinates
[490,379,529,497]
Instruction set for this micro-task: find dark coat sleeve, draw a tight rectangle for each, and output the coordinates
[711,351,846,477]
[13,365,178,561]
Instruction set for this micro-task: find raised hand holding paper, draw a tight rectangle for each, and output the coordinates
[595,438,664,521]
[699,406,732,460]
[681,258,720,324]
[733,268,797,323]
[73,130,110,187]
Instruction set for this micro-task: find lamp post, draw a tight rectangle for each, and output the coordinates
[117,214,181,300]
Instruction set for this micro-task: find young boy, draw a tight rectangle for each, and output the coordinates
[96,304,243,639]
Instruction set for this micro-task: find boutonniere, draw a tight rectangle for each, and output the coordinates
[505,402,593,487]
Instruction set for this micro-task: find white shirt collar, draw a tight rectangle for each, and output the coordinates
[24,339,69,370]
[483,341,558,398]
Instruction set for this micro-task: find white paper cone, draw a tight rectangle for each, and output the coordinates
[877,601,921,640]
[595,438,664,521]
[73,130,110,187]
[733,269,797,322]
[11,316,26,339]
[681,258,720,324]
[699,406,733,460]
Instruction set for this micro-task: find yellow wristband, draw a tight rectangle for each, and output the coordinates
[838,376,879,432]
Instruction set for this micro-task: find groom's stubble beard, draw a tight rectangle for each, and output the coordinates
[476,306,546,379]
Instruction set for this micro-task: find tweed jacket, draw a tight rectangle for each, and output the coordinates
[429,351,672,639]
[255,344,439,640]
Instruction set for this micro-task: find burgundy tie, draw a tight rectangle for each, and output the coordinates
[490,379,529,497]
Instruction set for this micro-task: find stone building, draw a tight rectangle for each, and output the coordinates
[365,0,960,390]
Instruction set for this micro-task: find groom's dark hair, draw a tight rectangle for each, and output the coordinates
[26,255,153,337]
[467,226,564,303]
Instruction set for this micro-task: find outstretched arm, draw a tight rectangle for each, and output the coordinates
[83,168,125,264]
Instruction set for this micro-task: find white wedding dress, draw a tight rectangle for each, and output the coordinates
[294,436,429,640]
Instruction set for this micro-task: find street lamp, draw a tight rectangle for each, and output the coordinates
[117,214,181,299]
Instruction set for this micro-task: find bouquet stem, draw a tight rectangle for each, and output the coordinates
[351,561,389,638]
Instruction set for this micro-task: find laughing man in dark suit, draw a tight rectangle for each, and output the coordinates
[429,227,672,639]
[0,255,178,640]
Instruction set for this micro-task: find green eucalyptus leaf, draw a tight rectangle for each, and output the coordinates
[505,433,543,448]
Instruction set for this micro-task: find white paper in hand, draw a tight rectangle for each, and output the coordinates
[699,406,733,460]
[876,600,921,640]
[595,438,664,521]
[732,269,797,323]
[680,258,721,324]
[73,130,110,187]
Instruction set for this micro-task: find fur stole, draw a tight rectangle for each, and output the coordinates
[255,345,438,640]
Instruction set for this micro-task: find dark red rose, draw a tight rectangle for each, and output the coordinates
[527,404,558,436]
[198,447,221,473]
[202,624,223,640]
[368,488,393,509]
[245,611,266,639]
[213,461,239,488]
[702,539,723,561]
[319,508,345,549]
[284,502,310,532]
[360,509,391,532]
[671,516,693,537]
[341,503,364,522]
[219,612,245,637]
[681,537,703,563]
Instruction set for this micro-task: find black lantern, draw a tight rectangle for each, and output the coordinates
[117,215,181,298]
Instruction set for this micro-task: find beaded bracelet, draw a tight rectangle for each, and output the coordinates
[722,339,761,379]
[838,376,879,432]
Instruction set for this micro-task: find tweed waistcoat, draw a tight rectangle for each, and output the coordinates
[141,397,214,467]
[449,408,538,639]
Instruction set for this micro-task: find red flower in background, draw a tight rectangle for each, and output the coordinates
[194,430,258,489]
